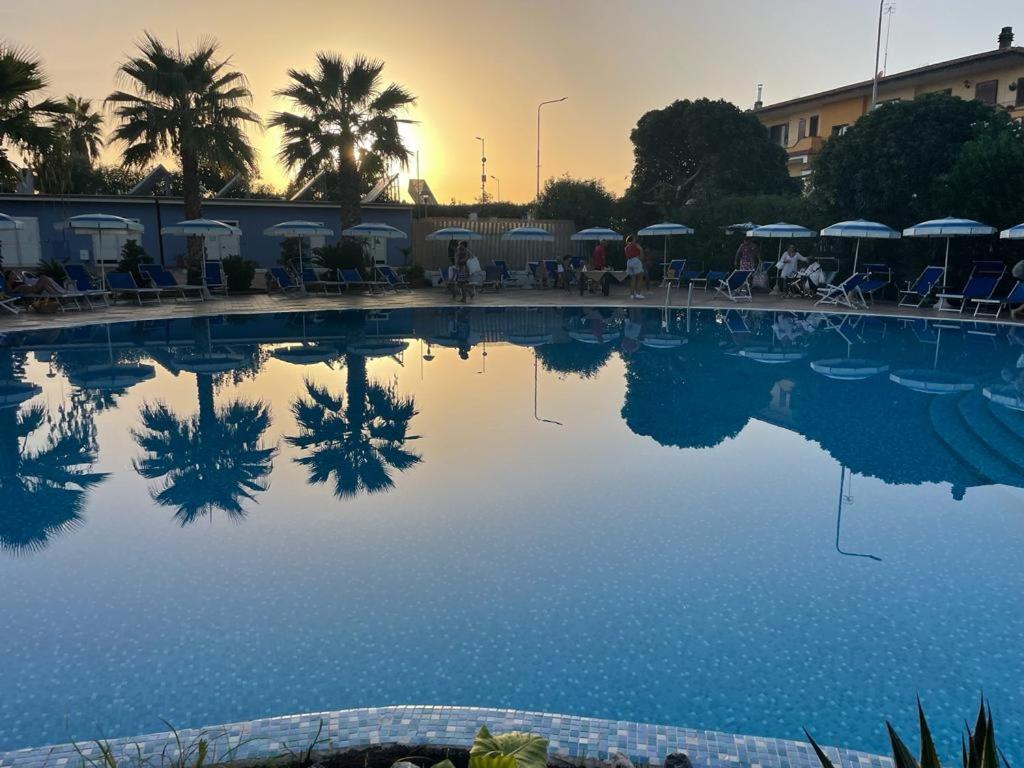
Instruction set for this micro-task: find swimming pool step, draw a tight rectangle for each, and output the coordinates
[986,394,1024,436]
[929,395,1024,489]
[956,391,1024,473]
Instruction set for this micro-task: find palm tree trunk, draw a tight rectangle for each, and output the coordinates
[337,150,362,229]
[181,146,205,270]
[344,352,368,434]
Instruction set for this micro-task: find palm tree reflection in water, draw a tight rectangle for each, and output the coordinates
[287,354,421,499]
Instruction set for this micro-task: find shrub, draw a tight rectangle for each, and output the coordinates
[221,255,256,292]
[402,263,426,286]
[117,240,153,283]
[35,258,68,281]
[313,239,365,279]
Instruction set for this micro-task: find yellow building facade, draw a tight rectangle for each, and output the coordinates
[753,27,1024,178]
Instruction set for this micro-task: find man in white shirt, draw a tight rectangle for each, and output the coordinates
[774,243,807,293]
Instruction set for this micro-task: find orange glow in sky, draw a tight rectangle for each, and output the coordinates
[2,0,1020,202]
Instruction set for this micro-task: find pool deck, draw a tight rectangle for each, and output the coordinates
[0,286,1016,332]
[0,706,892,768]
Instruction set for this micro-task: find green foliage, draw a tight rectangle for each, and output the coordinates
[942,121,1024,227]
[278,238,302,271]
[117,239,153,283]
[805,697,1009,768]
[35,258,67,281]
[624,97,796,221]
[221,255,256,292]
[469,725,549,768]
[809,93,1011,227]
[313,240,365,279]
[401,262,427,286]
[534,175,616,228]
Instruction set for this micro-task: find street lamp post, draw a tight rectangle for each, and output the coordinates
[536,97,567,199]
[870,0,885,109]
[489,175,500,202]
[474,136,486,202]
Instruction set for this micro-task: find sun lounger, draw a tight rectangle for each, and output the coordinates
[694,269,726,291]
[493,259,518,289]
[376,265,410,291]
[898,265,944,307]
[63,264,112,307]
[661,259,686,288]
[714,269,753,301]
[302,267,344,293]
[973,280,1024,319]
[340,268,386,294]
[857,263,892,304]
[815,272,869,308]
[936,260,1005,313]
[204,261,229,296]
[268,266,304,294]
[107,271,163,305]
[0,274,24,314]
[140,264,205,301]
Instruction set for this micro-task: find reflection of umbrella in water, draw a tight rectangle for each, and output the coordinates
[890,322,974,395]
[739,346,806,364]
[68,324,156,394]
[810,316,889,381]
[834,465,882,562]
[508,333,553,347]
[983,385,1024,412]
[347,340,408,358]
[272,345,339,366]
[641,335,687,349]
[569,329,621,344]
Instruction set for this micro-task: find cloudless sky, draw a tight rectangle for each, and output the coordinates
[1,0,1020,202]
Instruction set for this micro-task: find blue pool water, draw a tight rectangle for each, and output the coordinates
[0,307,1022,760]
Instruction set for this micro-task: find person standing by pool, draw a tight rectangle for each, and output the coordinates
[774,243,806,293]
[735,240,761,271]
[624,235,645,299]
[591,239,607,270]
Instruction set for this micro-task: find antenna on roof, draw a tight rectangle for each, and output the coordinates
[881,2,896,75]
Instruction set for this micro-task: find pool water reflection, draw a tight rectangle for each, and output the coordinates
[0,307,1022,760]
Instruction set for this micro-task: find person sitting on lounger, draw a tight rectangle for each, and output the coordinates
[791,259,825,296]
[4,270,65,295]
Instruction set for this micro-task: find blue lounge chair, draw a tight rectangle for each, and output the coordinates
[857,263,892,304]
[898,265,945,307]
[936,260,1005,313]
[527,261,545,286]
[661,259,686,288]
[570,256,585,271]
[714,269,753,301]
[973,280,1024,319]
[696,269,726,291]
[204,261,229,296]
[107,271,163,305]
[302,267,344,293]
[268,266,304,294]
[376,265,410,291]
[63,263,111,307]
[543,260,559,287]
[493,259,517,289]
[815,272,869,308]
[140,264,205,301]
[340,268,385,294]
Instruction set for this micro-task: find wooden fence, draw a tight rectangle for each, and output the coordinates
[410,217,575,270]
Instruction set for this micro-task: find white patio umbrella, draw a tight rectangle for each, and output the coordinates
[570,227,623,241]
[502,226,555,242]
[161,218,242,298]
[0,213,24,267]
[820,219,900,273]
[1000,223,1024,240]
[55,214,145,284]
[264,220,335,292]
[902,217,996,292]
[638,221,694,268]
[747,222,816,292]
[341,222,408,239]
[425,226,483,241]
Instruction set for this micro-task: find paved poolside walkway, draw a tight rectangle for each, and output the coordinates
[0,706,892,768]
[0,286,1016,333]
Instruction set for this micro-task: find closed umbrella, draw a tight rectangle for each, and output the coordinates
[264,220,335,292]
[903,217,996,295]
[0,214,24,268]
[161,218,242,298]
[425,226,483,241]
[55,214,145,284]
[820,219,900,274]
[747,222,815,292]
[638,221,694,270]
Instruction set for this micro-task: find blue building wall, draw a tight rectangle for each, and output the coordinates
[0,195,413,268]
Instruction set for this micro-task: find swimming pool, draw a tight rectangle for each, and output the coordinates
[0,307,1021,761]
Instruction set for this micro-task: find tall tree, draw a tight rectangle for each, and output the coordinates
[809,92,1006,226]
[33,95,105,194]
[106,33,260,261]
[270,53,415,226]
[534,176,617,228]
[625,97,795,219]
[0,42,68,185]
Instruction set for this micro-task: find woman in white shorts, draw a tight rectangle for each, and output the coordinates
[624,235,645,299]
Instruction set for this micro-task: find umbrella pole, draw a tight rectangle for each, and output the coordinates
[201,238,211,300]
[298,237,306,293]
[771,240,783,293]
[937,237,951,310]
[853,239,861,274]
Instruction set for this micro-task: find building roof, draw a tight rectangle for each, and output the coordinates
[753,46,1024,116]
[0,193,411,210]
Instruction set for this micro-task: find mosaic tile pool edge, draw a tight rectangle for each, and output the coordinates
[0,706,892,768]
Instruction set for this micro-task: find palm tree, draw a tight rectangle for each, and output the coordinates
[0,41,68,185]
[287,355,421,499]
[132,374,276,527]
[106,33,260,261]
[270,53,415,226]
[33,95,105,194]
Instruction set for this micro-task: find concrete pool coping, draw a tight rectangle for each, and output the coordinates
[0,706,892,768]
[0,287,1019,334]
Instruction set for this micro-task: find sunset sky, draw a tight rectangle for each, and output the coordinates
[2,0,1020,203]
